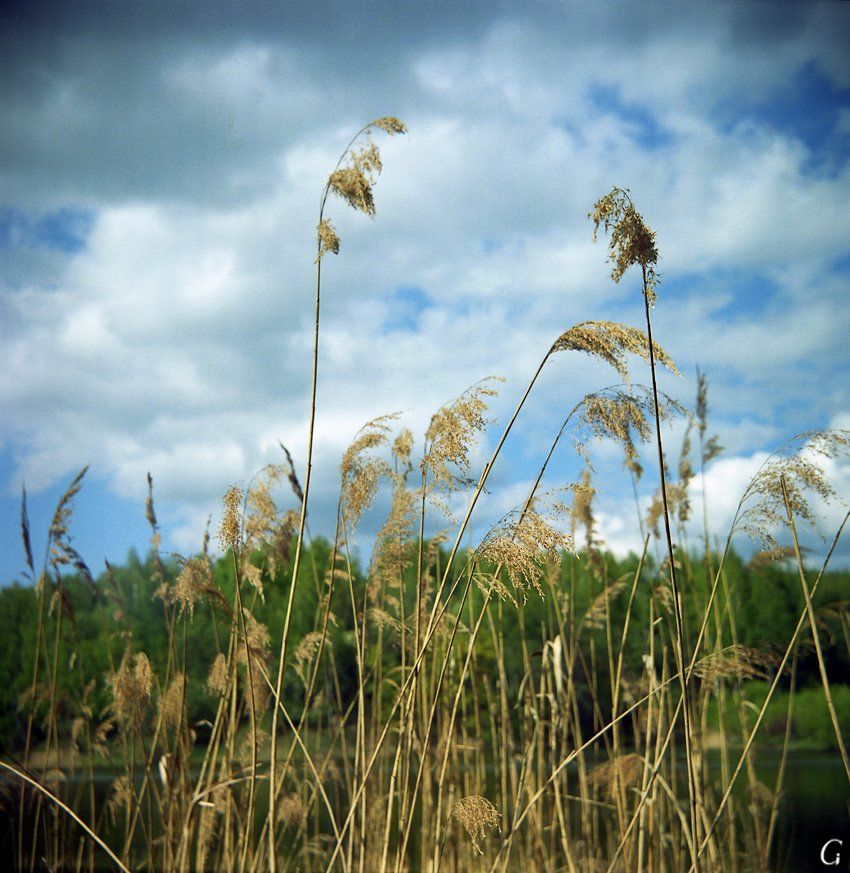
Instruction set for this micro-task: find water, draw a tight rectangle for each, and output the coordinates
[2,748,847,871]
[749,750,850,873]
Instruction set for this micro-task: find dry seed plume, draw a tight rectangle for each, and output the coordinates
[218,485,243,552]
[586,754,645,800]
[368,467,417,599]
[424,377,503,492]
[590,187,660,305]
[108,652,153,726]
[206,652,229,697]
[694,645,780,682]
[476,504,573,603]
[171,556,214,617]
[582,576,630,631]
[341,415,398,530]
[293,631,325,683]
[737,430,850,547]
[451,795,500,854]
[580,389,654,462]
[159,673,186,728]
[318,116,406,259]
[552,321,678,382]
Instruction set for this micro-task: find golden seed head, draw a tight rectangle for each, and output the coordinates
[106,775,134,824]
[476,503,574,604]
[341,414,398,530]
[293,631,325,683]
[586,754,645,800]
[552,321,678,382]
[581,389,654,463]
[451,795,500,854]
[238,609,271,666]
[424,377,503,492]
[372,116,407,135]
[748,546,796,569]
[392,427,414,468]
[590,187,660,305]
[172,556,214,617]
[108,652,153,726]
[694,645,780,682]
[582,577,629,630]
[277,793,305,828]
[327,139,384,218]
[218,485,243,552]
[159,673,185,728]
[738,429,850,547]
[206,652,229,697]
[316,218,340,261]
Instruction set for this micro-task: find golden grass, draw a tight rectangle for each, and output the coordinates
[4,119,850,873]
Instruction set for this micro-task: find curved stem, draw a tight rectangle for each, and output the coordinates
[1,760,131,873]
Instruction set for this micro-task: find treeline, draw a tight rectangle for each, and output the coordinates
[1,539,847,754]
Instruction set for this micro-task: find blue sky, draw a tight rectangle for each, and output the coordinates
[2,1,850,584]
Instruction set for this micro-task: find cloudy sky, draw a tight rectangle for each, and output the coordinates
[2,0,850,583]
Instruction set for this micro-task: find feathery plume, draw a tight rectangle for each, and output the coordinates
[341,415,398,530]
[476,503,573,604]
[552,321,678,382]
[218,485,243,552]
[694,645,781,682]
[108,652,153,726]
[590,187,660,305]
[580,389,654,462]
[737,430,850,547]
[586,754,645,800]
[451,795,500,854]
[424,377,503,492]
[206,653,229,697]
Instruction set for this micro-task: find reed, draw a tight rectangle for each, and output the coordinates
[3,120,849,873]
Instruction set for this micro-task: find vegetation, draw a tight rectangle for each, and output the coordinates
[1,118,849,872]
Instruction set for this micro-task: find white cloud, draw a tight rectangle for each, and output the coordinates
[2,3,849,570]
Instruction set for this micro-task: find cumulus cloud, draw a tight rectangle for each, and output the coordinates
[1,1,849,574]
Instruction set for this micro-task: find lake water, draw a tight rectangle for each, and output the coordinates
[2,747,847,871]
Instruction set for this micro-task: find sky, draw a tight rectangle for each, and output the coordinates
[2,0,850,585]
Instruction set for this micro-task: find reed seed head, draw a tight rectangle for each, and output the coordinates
[294,631,325,683]
[372,116,408,135]
[159,672,185,728]
[277,793,305,828]
[582,577,629,630]
[206,652,229,697]
[424,377,502,492]
[590,187,660,305]
[586,753,645,800]
[172,555,214,617]
[738,429,850,547]
[694,645,780,682]
[552,321,678,382]
[316,219,340,261]
[341,415,398,530]
[451,795,500,854]
[108,652,153,726]
[581,389,654,463]
[218,484,243,552]
[476,504,573,604]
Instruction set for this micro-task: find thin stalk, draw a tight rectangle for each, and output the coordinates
[692,507,850,869]
[780,476,850,781]
[641,271,701,870]
[1,760,131,873]
[266,122,376,869]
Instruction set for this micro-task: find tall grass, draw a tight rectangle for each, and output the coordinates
[2,119,849,873]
